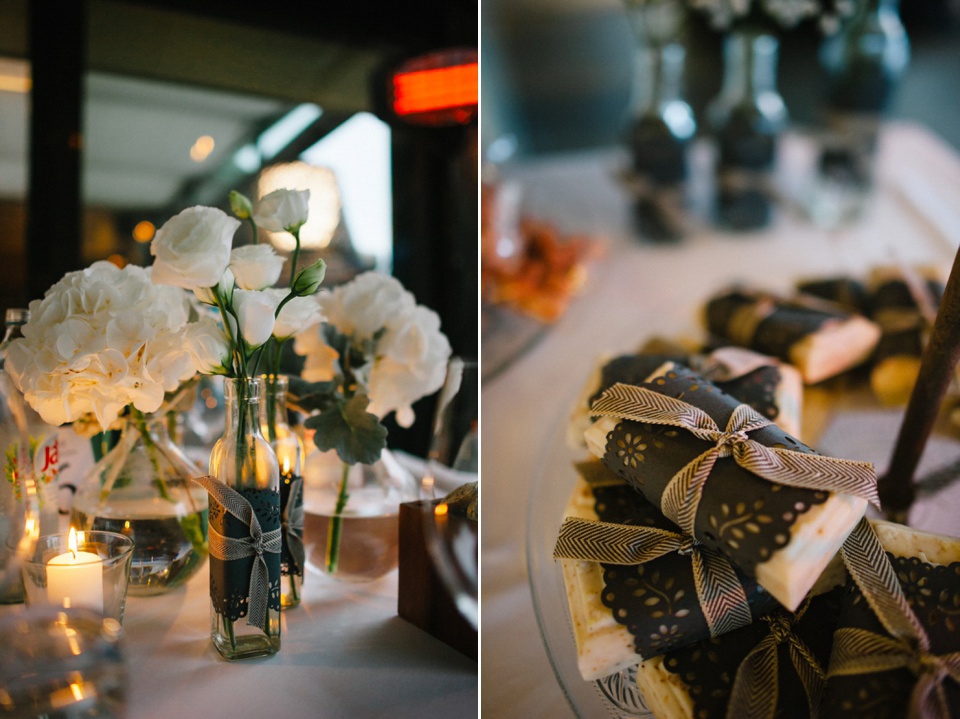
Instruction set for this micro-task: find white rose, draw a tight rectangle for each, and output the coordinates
[150,206,240,289]
[184,317,232,375]
[264,289,324,339]
[193,268,235,306]
[232,289,279,348]
[229,244,285,291]
[293,324,339,382]
[253,189,310,233]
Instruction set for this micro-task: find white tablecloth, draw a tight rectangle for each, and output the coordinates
[480,122,960,718]
[3,551,477,718]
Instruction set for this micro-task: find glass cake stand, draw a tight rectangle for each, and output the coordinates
[525,406,653,718]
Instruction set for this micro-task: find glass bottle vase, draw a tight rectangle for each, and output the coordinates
[303,448,418,583]
[207,377,281,660]
[708,29,788,230]
[70,409,208,595]
[259,375,304,608]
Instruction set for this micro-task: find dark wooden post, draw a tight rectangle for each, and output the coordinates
[26,0,86,301]
[880,242,960,519]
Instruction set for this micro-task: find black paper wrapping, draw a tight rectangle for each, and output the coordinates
[280,472,304,577]
[706,290,850,361]
[821,552,960,719]
[593,352,786,426]
[869,277,944,361]
[209,487,282,622]
[599,365,831,577]
[578,461,780,659]
[796,277,869,314]
[654,587,843,719]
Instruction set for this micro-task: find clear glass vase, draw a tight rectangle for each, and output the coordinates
[303,448,418,583]
[259,375,304,608]
[809,0,910,225]
[708,29,788,230]
[207,377,281,660]
[70,409,208,596]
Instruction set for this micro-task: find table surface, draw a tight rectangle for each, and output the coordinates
[480,122,960,718]
[2,537,477,718]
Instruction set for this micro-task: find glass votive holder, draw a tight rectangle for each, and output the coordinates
[0,605,126,718]
[21,530,135,623]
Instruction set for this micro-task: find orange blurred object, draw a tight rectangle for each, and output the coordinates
[481,183,602,323]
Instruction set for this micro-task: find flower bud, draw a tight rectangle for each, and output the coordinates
[229,190,254,220]
[292,258,327,296]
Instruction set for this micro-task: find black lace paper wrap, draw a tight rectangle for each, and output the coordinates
[869,278,944,361]
[599,365,831,577]
[822,552,960,719]
[706,290,849,360]
[656,587,843,719]
[280,472,304,577]
[209,487,282,622]
[579,462,780,659]
[594,353,785,425]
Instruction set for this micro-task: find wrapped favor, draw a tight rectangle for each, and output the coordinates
[796,276,869,314]
[822,518,960,719]
[555,461,779,680]
[705,288,880,383]
[636,587,844,719]
[866,267,944,406]
[585,363,878,610]
[568,345,802,448]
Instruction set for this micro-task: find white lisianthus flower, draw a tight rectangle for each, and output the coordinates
[229,244,285,291]
[184,317,231,374]
[150,206,240,289]
[232,289,280,348]
[4,262,196,430]
[264,289,325,339]
[253,189,310,233]
[193,267,237,306]
[193,268,235,306]
[294,272,451,426]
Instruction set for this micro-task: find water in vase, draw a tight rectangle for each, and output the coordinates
[72,490,208,594]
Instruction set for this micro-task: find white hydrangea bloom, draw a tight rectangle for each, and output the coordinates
[4,262,197,430]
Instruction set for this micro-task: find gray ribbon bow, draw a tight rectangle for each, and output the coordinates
[193,475,282,633]
[283,477,304,573]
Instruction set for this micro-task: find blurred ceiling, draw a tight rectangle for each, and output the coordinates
[0,0,476,209]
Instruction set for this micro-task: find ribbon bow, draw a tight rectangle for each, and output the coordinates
[591,383,880,537]
[554,517,753,638]
[828,519,960,719]
[283,476,304,573]
[726,600,826,719]
[194,475,282,634]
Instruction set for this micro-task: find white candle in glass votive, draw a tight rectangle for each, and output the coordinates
[47,528,103,613]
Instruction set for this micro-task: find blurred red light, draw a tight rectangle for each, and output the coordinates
[393,62,478,116]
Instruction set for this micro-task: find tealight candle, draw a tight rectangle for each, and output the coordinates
[47,528,103,613]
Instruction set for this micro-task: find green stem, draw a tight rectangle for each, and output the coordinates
[289,229,301,289]
[265,368,277,444]
[214,294,244,378]
[131,408,207,557]
[325,461,351,573]
[247,217,259,245]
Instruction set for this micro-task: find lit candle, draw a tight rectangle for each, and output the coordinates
[47,528,103,613]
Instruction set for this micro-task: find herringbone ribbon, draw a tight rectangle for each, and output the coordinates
[193,475,282,633]
[590,383,880,537]
[283,477,304,573]
[725,600,826,719]
[829,518,960,719]
[554,517,752,637]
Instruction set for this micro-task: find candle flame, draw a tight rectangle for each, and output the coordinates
[67,527,78,559]
[69,682,84,701]
[435,502,448,517]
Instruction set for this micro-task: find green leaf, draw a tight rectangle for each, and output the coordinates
[286,376,339,413]
[304,393,387,466]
